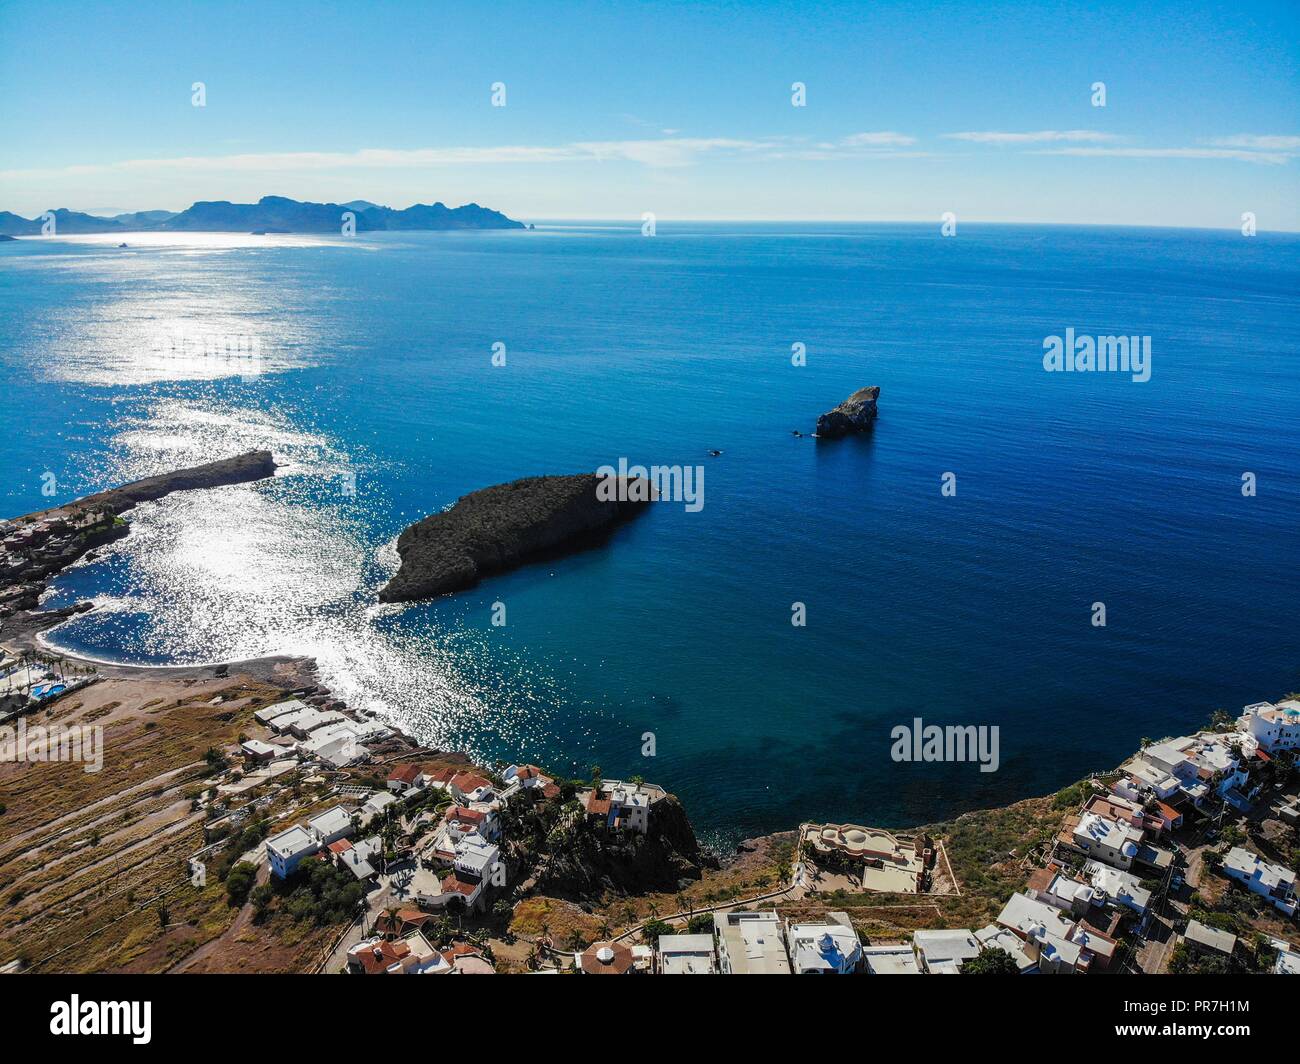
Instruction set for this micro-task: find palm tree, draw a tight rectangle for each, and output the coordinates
[597,919,612,940]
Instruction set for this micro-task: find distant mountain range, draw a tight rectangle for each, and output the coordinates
[0,196,526,235]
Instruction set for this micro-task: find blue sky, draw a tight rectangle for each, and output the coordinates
[2,0,1297,227]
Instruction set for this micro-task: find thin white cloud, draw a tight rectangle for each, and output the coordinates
[0,135,928,180]
[1206,133,1300,150]
[944,130,1118,144]
[841,131,917,147]
[1035,146,1292,165]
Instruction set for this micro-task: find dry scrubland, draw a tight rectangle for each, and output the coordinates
[0,669,340,973]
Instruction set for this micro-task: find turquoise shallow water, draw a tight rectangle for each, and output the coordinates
[2,222,1297,847]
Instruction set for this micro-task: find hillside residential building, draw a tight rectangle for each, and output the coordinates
[387,763,428,794]
[912,929,981,974]
[1083,860,1152,916]
[449,772,495,803]
[974,925,1038,973]
[581,779,666,834]
[1061,811,1143,870]
[437,838,502,911]
[240,739,278,762]
[502,763,561,800]
[1183,919,1236,958]
[996,891,1117,973]
[307,806,354,846]
[657,933,716,974]
[361,790,398,819]
[785,912,862,974]
[1239,700,1300,753]
[714,911,791,975]
[347,931,447,975]
[265,824,321,878]
[862,945,922,974]
[1270,938,1300,975]
[1136,733,1252,810]
[1222,846,1298,916]
[576,941,638,975]
[253,698,309,725]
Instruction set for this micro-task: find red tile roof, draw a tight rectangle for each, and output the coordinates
[445,805,485,825]
[586,790,611,815]
[388,764,422,784]
[327,839,354,855]
[441,872,480,896]
[451,772,491,794]
[352,938,411,975]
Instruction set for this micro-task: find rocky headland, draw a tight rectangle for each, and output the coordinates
[0,450,276,634]
[815,385,880,438]
[380,473,652,603]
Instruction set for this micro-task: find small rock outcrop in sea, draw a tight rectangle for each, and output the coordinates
[815,386,880,438]
[379,473,651,603]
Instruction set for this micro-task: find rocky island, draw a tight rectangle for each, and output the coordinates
[815,385,880,438]
[380,473,651,603]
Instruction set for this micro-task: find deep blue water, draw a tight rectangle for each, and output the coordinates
[2,222,1297,847]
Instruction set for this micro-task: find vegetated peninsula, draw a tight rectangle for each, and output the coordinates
[0,196,525,236]
[380,473,651,603]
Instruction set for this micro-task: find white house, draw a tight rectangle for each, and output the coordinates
[973,925,1038,973]
[253,698,309,726]
[714,911,791,975]
[1239,701,1300,753]
[657,933,716,974]
[1139,733,1250,809]
[240,739,278,762]
[266,824,320,878]
[785,912,862,974]
[1222,846,1298,916]
[582,779,665,834]
[861,945,922,974]
[1269,937,1300,975]
[449,772,495,804]
[996,891,1119,973]
[1083,860,1151,916]
[307,805,355,846]
[1068,811,1143,870]
[361,790,398,819]
[912,929,981,974]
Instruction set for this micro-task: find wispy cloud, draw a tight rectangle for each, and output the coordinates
[1205,133,1300,151]
[1034,146,1293,165]
[944,130,1119,144]
[840,131,917,147]
[0,135,929,180]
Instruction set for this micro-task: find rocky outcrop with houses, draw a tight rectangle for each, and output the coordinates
[535,794,717,897]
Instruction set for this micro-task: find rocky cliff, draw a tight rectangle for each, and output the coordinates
[536,795,717,897]
[379,473,651,602]
[815,385,880,438]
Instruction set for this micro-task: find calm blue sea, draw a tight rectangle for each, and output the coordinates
[2,222,1297,847]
